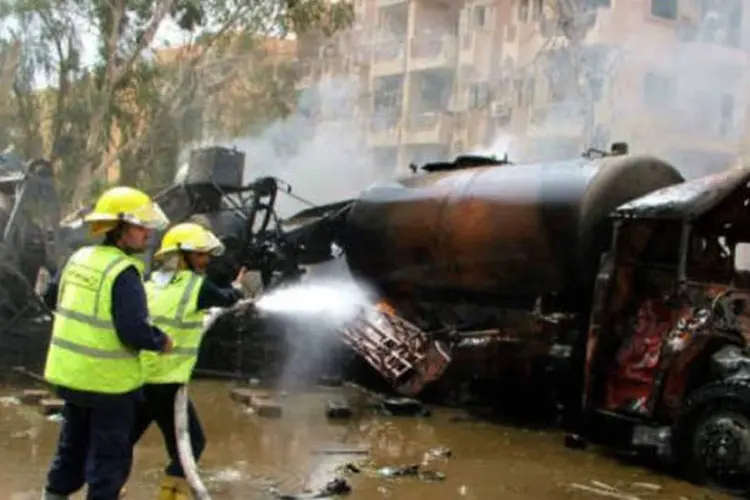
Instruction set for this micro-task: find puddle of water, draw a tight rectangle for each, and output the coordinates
[0,380,733,499]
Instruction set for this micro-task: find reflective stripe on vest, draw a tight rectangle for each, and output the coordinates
[141,270,205,384]
[43,245,144,394]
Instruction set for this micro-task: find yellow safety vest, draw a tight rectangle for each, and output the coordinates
[141,270,206,384]
[44,245,144,394]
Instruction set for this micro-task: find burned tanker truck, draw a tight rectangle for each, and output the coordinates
[297,143,750,494]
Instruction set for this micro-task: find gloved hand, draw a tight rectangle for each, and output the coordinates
[232,267,265,299]
[231,266,248,290]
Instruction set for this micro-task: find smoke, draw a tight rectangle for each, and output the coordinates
[255,275,375,387]
[188,73,391,218]
[482,1,747,179]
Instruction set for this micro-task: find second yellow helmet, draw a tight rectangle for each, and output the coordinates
[154,222,225,260]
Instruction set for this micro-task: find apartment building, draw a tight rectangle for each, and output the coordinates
[305,0,750,176]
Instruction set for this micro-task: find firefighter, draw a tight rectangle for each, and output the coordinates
[132,222,246,500]
[41,186,173,500]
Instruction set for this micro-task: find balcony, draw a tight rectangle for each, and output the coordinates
[632,110,741,154]
[371,40,406,76]
[368,112,401,147]
[675,18,746,66]
[528,100,589,137]
[409,34,457,72]
[402,112,452,145]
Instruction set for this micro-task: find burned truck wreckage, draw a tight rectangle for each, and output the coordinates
[284,143,750,494]
[7,143,750,493]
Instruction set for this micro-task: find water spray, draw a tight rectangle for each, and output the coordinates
[174,280,372,498]
[253,280,372,322]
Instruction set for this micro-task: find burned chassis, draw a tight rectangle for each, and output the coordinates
[580,167,750,494]
[320,157,750,495]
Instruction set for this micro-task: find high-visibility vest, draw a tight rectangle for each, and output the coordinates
[141,270,206,384]
[44,245,144,394]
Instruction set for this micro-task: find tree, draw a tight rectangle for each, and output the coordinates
[0,0,354,208]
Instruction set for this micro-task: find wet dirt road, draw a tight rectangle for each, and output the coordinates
[0,380,733,500]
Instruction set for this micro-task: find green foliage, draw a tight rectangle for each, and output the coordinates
[0,0,354,208]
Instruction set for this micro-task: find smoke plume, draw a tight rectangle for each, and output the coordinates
[186,73,390,217]
[482,1,746,179]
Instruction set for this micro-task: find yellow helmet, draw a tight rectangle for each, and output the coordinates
[154,222,225,260]
[84,186,169,235]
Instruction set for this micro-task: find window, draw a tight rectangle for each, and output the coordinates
[651,0,677,20]
[474,6,487,28]
[642,72,674,109]
[519,0,529,22]
[533,0,543,21]
[699,0,743,48]
[468,83,490,109]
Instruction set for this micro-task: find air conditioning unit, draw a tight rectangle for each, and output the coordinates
[491,101,512,119]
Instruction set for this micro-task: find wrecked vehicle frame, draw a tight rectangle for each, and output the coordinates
[581,165,750,494]
[297,148,750,496]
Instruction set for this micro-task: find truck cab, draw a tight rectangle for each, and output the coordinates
[582,166,750,494]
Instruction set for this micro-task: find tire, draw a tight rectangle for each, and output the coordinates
[674,378,750,496]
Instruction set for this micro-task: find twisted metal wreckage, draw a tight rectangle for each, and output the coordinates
[4,143,750,494]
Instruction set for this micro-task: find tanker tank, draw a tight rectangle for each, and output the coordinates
[342,152,684,308]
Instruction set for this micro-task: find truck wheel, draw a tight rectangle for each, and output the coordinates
[675,379,750,495]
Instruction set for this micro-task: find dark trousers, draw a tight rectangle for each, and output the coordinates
[132,384,206,478]
[45,400,135,500]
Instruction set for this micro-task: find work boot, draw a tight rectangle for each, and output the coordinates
[157,476,192,500]
[41,490,69,500]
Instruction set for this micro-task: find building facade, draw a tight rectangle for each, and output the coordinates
[302,0,750,176]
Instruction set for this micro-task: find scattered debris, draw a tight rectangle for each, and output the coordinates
[342,463,361,474]
[375,464,445,482]
[47,413,64,423]
[230,388,282,418]
[418,470,446,482]
[630,482,662,492]
[229,388,271,404]
[311,445,369,456]
[569,481,645,500]
[272,477,351,499]
[252,398,282,418]
[18,389,50,405]
[590,481,618,492]
[425,446,452,459]
[39,398,64,416]
[380,397,430,417]
[377,464,420,478]
[326,400,353,419]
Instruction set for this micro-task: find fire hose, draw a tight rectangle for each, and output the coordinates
[173,298,255,500]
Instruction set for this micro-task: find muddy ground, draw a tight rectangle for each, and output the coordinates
[0,380,733,500]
